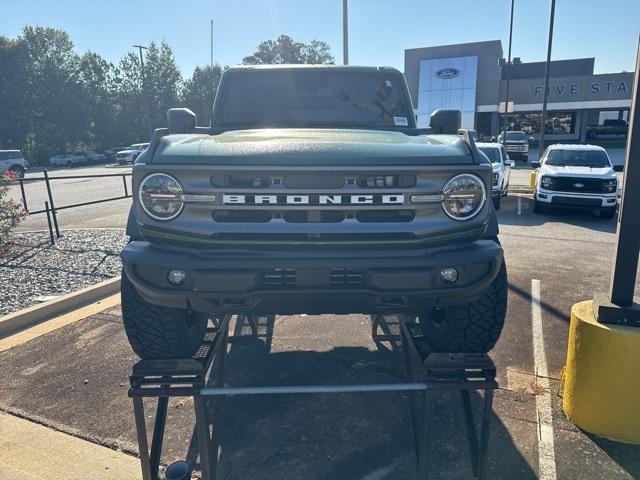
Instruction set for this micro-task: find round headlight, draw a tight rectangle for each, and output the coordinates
[139,173,184,221]
[442,174,486,221]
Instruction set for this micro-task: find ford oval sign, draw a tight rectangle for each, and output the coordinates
[436,68,460,80]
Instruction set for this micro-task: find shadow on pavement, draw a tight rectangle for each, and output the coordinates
[205,317,536,480]
[587,434,640,479]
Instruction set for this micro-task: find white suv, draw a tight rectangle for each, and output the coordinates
[477,142,514,210]
[532,144,618,219]
[0,150,27,178]
[116,143,149,164]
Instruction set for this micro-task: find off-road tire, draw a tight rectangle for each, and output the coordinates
[121,271,208,359]
[418,259,508,353]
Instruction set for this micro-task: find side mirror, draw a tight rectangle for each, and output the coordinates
[506,160,515,167]
[167,108,196,134]
[531,161,541,169]
[529,136,535,142]
[613,164,624,172]
[430,109,461,134]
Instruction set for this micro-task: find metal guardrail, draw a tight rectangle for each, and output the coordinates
[10,169,132,245]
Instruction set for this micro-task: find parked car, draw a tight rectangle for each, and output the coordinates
[116,143,149,164]
[531,144,618,219]
[498,130,531,161]
[104,146,128,162]
[0,150,27,178]
[477,142,514,210]
[77,149,106,163]
[49,152,84,168]
[586,119,628,139]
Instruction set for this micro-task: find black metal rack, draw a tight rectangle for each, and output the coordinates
[128,314,497,480]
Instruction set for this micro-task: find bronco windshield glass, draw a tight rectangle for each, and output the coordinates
[546,149,611,168]
[216,69,413,130]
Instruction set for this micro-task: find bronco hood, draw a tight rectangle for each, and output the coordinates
[149,128,474,166]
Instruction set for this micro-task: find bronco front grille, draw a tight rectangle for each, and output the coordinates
[262,267,365,288]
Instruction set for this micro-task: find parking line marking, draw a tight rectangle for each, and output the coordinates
[517,195,522,215]
[531,279,557,480]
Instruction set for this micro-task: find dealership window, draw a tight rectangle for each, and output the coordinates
[499,111,576,135]
[598,109,629,124]
[475,113,493,136]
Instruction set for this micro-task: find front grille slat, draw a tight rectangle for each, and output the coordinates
[548,177,609,194]
[263,267,365,289]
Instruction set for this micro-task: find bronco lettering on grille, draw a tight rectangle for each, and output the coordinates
[222,194,405,205]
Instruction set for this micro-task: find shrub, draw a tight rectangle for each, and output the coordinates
[0,172,28,252]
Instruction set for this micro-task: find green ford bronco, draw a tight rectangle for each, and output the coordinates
[121,65,507,359]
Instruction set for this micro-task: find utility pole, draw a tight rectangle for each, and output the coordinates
[210,20,214,68]
[133,44,153,139]
[501,0,515,136]
[343,0,349,65]
[537,0,556,160]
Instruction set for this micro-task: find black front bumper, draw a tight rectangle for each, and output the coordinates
[121,241,503,315]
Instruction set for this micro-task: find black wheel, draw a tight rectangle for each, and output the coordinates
[121,271,208,359]
[522,154,528,162]
[502,183,509,197]
[418,260,507,353]
[600,207,617,220]
[492,195,501,210]
[533,199,545,214]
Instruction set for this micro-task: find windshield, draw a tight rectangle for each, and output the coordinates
[545,149,611,168]
[216,70,413,130]
[478,147,501,164]
[505,131,527,141]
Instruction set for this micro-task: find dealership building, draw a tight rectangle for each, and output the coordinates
[404,40,634,141]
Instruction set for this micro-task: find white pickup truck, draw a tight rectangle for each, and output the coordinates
[532,144,619,219]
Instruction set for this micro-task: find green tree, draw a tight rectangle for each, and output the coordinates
[78,51,117,149]
[22,26,89,162]
[181,65,223,126]
[242,35,334,65]
[145,41,183,130]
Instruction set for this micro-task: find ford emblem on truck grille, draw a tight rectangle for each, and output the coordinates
[222,194,405,205]
[573,183,585,188]
[436,68,460,80]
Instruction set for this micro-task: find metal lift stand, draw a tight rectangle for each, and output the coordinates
[129,314,497,480]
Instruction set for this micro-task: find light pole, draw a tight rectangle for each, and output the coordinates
[343,0,349,65]
[595,40,640,326]
[537,0,556,160]
[133,44,153,139]
[501,0,515,136]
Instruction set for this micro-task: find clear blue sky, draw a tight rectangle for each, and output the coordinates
[4,0,639,76]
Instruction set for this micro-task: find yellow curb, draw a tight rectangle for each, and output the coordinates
[0,412,141,479]
[0,293,120,353]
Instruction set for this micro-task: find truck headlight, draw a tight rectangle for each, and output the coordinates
[541,175,554,189]
[139,173,184,220]
[492,172,500,185]
[604,179,617,193]
[442,174,486,221]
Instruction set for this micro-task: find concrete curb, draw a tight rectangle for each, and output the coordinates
[0,276,120,337]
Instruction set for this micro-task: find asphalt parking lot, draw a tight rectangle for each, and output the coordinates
[1,194,639,479]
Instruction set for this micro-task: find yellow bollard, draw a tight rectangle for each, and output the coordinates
[529,170,537,190]
[562,301,640,443]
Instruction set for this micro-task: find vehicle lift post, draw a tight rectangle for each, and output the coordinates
[128,314,497,480]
